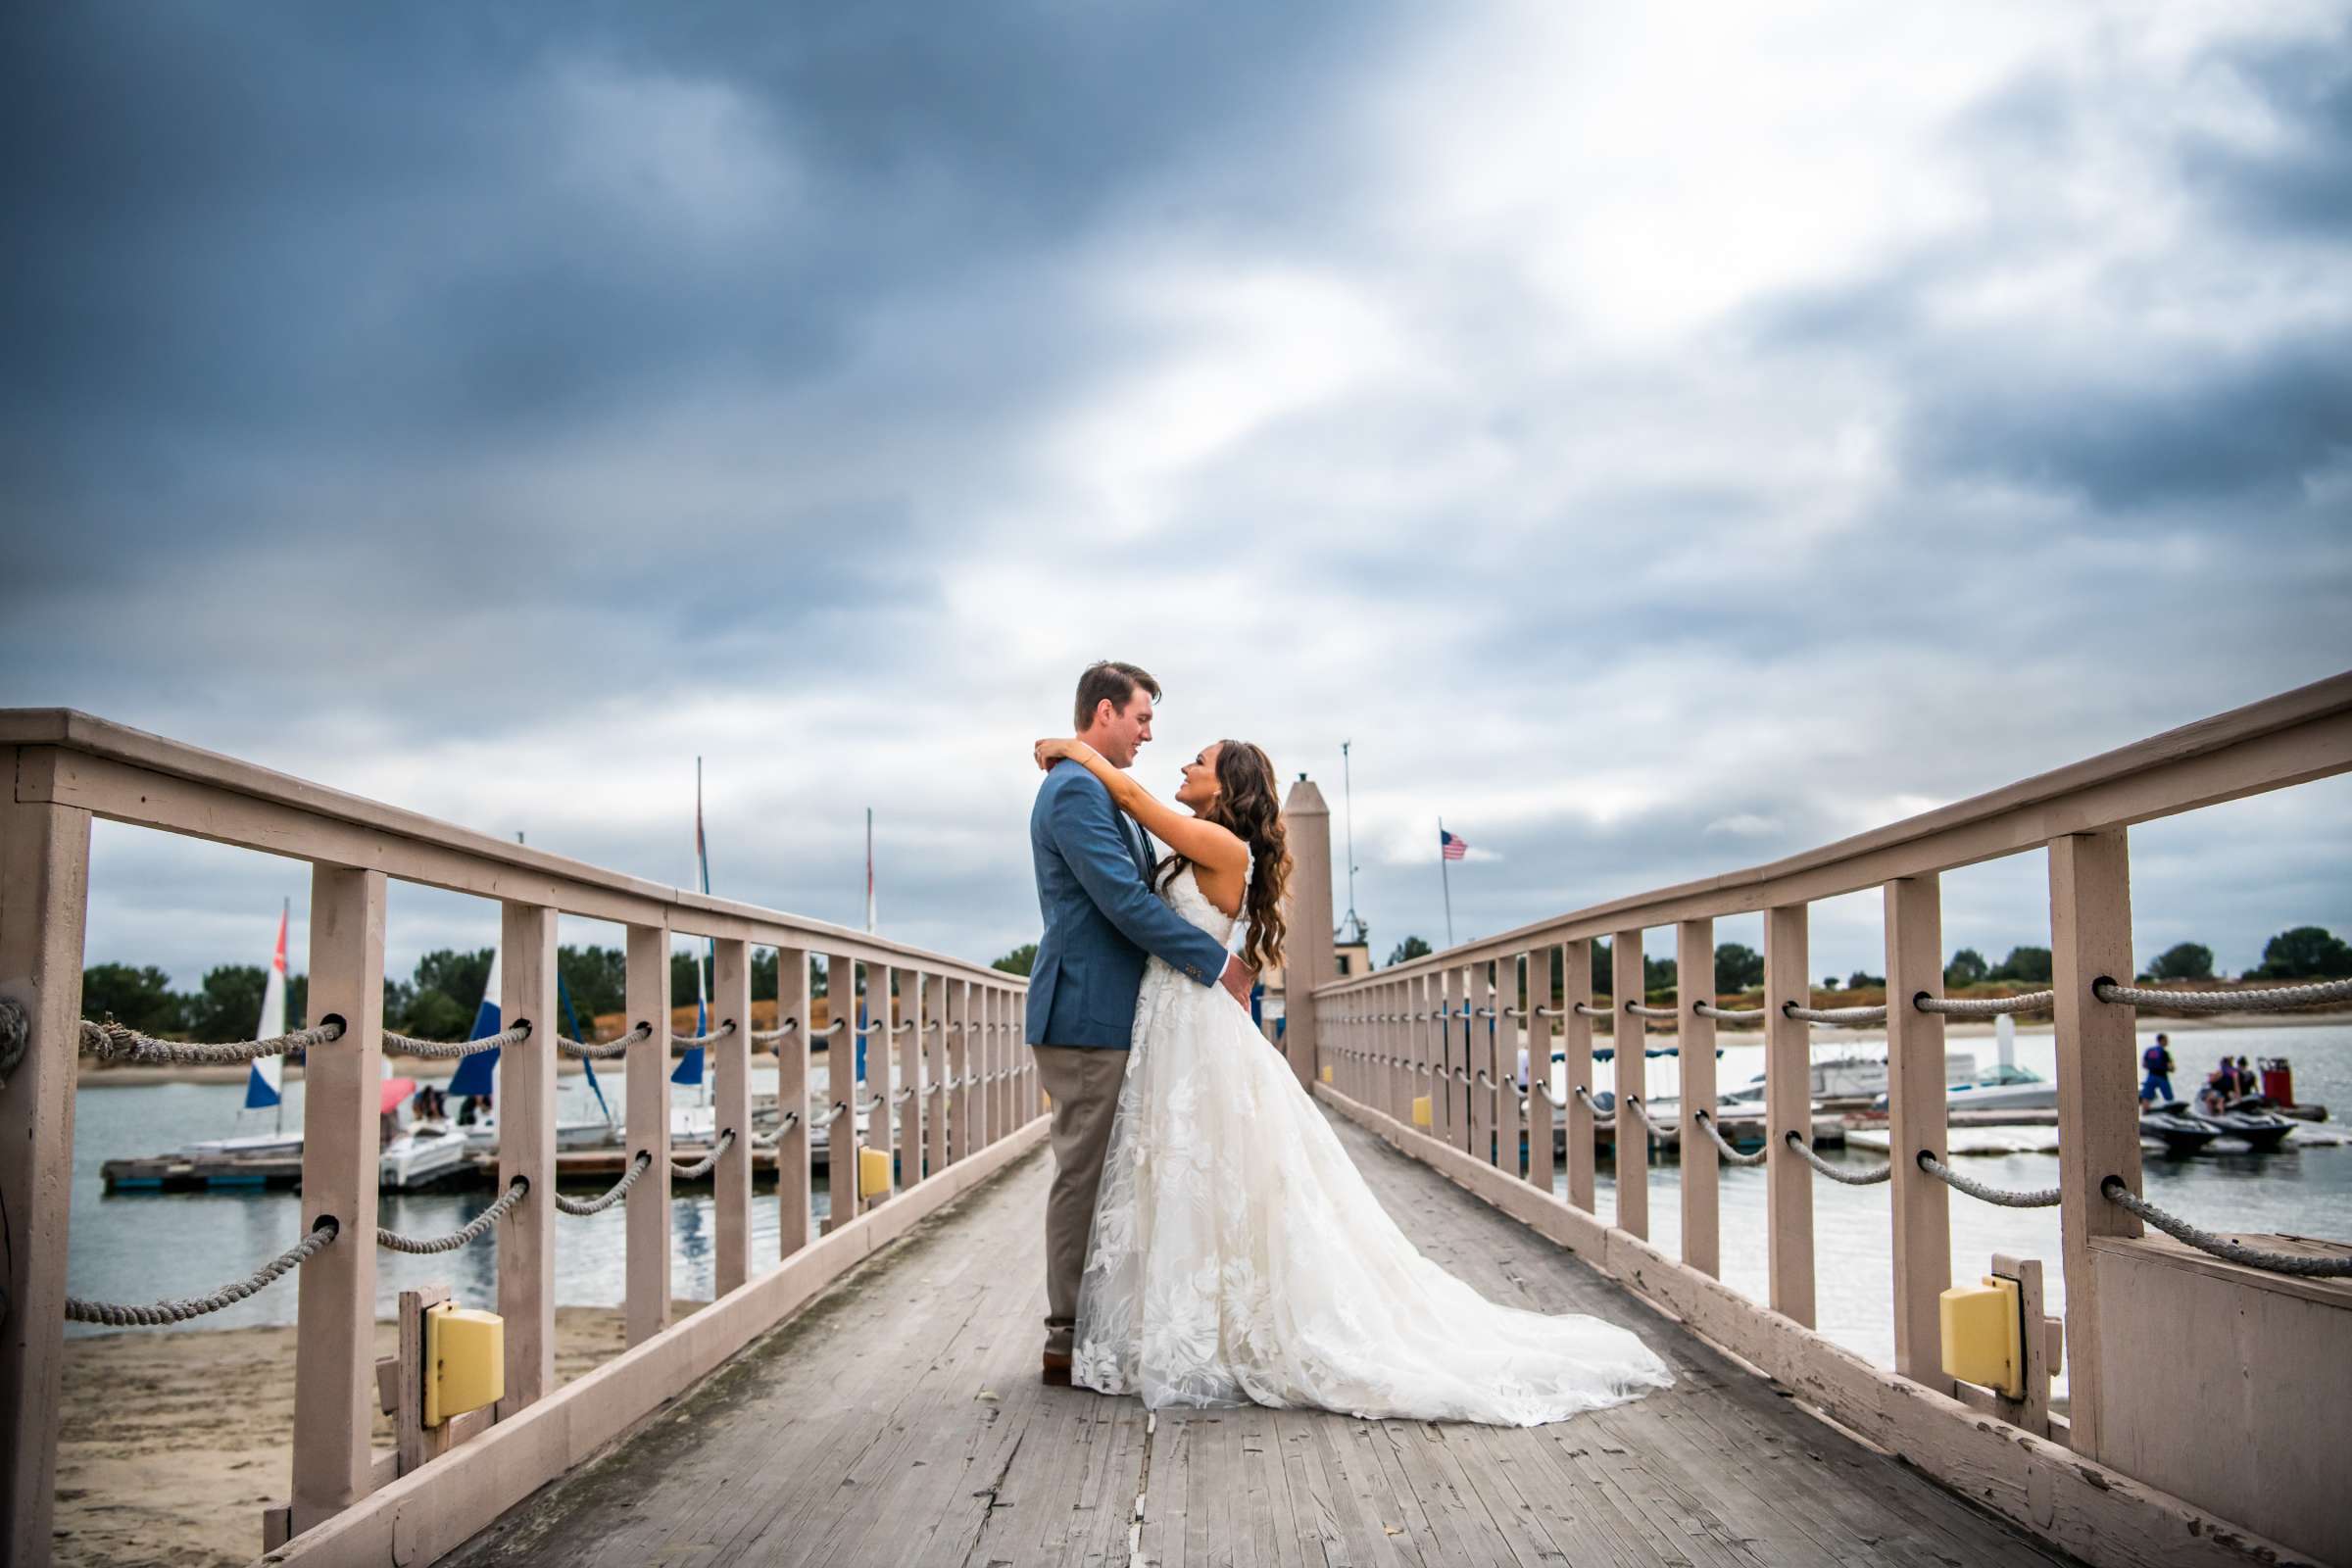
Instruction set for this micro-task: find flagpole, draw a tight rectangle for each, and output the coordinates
[1438,817,1455,948]
[865,808,876,934]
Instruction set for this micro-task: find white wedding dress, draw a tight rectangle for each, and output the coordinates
[1072,862,1674,1425]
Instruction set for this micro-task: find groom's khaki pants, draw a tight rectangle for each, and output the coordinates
[1030,1044,1130,1358]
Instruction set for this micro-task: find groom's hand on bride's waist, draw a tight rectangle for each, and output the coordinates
[1217,955,1255,1008]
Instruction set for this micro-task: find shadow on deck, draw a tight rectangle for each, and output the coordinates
[442,1111,2076,1568]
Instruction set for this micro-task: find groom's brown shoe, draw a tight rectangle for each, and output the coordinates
[1042,1350,1073,1387]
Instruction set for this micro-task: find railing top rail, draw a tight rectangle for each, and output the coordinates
[1317,669,2352,994]
[2,708,1021,988]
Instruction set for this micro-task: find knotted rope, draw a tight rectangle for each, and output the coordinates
[673,1020,738,1049]
[80,1016,344,1066]
[1623,1003,1677,1019]
[558,1023,653,1060]
[2100,1179,2352,1277]
[1917,1152,2059,1207]
[378,1179,530,1253]
[66,1217,339,1325]
[752,1018,800,1046]
[1915,991,2053,1017]
[385,1022,528,1058]
[1691,1109,1768,1165]
[670,1129,736,1181]
[1786,1130,1890,1184]
[554,1151,653,1215]
[2093,977,2352,1012]
[1693,1002,1764,1021]
[1784,1002,1889,1026]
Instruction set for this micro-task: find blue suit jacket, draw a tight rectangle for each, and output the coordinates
[1026,760,1230,1049]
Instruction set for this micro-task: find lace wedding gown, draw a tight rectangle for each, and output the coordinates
[1072,863,1674,1424]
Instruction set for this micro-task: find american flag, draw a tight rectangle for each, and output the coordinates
[1441,828,1469,860]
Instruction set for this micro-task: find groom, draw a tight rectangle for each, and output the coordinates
[1027,660,1252,1386]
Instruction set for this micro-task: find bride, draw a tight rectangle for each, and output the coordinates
[1031,734,1673,1426]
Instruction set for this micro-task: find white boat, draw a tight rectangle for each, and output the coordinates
[1720,1051,1982,1109]
[181,1129,305,1159]
[1864,1062,2057,1113]
[379,1118,470,1189]
[455,1107,617,1152]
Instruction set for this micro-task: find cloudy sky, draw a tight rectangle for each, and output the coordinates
[5,0,2348,994]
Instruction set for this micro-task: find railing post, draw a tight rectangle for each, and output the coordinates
[1612,928,1648,1239]
[1016,989,1032,1121]
[978,985,997,1149]
[897,969,922,1191]
[1388,979,1406,1121]
[1565,938,1595,1214]
[1449,964,1472,1152]
[0,780,88,1568]
[922,974,948,1178]
[496,900,558,1417]
[1469,963,1494,1166]
[1529,946,1556,1192]
[774,947,811,1257]
[992,984,1010,1140]
[1884,876,1952,1392]
[2050,829,2141,1460]
[1407,973,1429,1128]
[712,937,752,1292]
[819,954,853,1234]
[1280,778,1334,1090]
[625,923,672,1345]
[948,978,972,1164]
[1764,903,1816,1327]
[290,865,386,1535]
[1497,956,1525,1174]
[1677,917,1719,1278]
[866,963,899,1205]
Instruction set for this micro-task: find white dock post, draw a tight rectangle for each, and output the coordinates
[1612,929,1649,1240]
[496,900,558,1417]
[1678,916,1720,1279]
[624,923,672,1347]
[774,946,811,1258]
[1764,903,1816,1327]
[1885,875,1951,1393]
[1,773,90,1568]
[712,936,752,1294]
[290,865,386,1534]
[1564,939,1596,1215]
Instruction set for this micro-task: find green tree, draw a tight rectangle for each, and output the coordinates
[1944,948,1988,987]
[2148,942,2214,982]
[1713,943,1763,992]
[556,944,626,1018]
[1845,969,1884,990]
[185,964,269,1041]
[993,943,1037,977]
[1591,938,1612,997]
[2249,926,2352,980]
[413,949,495,1015]
[402,988,469,1041]
[1989,946,2053,984]
[1387,935,1433,966]
[1643,955,1677,996]
[81,963,183,1035]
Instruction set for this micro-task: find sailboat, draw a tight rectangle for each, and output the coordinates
[444,941,617,1152]
[183,902,308,1159]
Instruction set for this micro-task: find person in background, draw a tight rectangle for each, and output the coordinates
[2200,1055,2236,1114]
[2139,1033,2176,1105]
[2235,1055,2257,1102]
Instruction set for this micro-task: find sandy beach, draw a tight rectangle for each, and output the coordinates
[54,1302,704,1568]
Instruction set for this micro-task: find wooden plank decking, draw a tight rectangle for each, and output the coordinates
[441,1109,2076,1568]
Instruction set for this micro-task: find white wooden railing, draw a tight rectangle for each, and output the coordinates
[0,710,1040,1566]
[1301,671,2352,1568]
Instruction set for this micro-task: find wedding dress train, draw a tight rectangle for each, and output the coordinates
[1072,863,1674,1425]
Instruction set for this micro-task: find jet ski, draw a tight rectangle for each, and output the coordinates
[2140,1101,2222,1157]
[2188,1095,2298,1152]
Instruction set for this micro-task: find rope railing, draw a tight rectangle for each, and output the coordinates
[554,1151,653,1215]
[811,1018,848,1039]
[751,1018,800,1046]
[891,1085,915,1105]
[1623,1003,1677,1020]
[1784,1002,1890,1026]
[1572,1083,1613,1122]
[1915,990,2053,1017]
[670,1129,736,1181]
[2101,1178,2352,1277]
[673,1020,739,1050]
[1692,1109,1768,1166]
[558,1022,653,1060]
[2093,976,2352,1012]
[1693,1002,1764,1021]
[379,1178,530,1253]
[1620,1095,1669,1138]
[1572,1003,1610,1018]
[386,1021,529,1058]
[1917,1152,2059,1207]
[79,1016,345,1066]
[66,1216,339,1325]
[1786,1130,1890,1184]
[823,1100,851,1125]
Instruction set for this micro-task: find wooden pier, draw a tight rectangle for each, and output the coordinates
[10,681,2352,1568]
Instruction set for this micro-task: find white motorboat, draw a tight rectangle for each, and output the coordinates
[181,1129,306,1159]
[1865,1062,2057,1113]
[455,1107,617,1152]
[380,1119,470,1189]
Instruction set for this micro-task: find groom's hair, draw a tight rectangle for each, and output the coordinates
[1073,661,1160,730]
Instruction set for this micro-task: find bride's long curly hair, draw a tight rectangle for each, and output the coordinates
[1155,740,1291,974]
